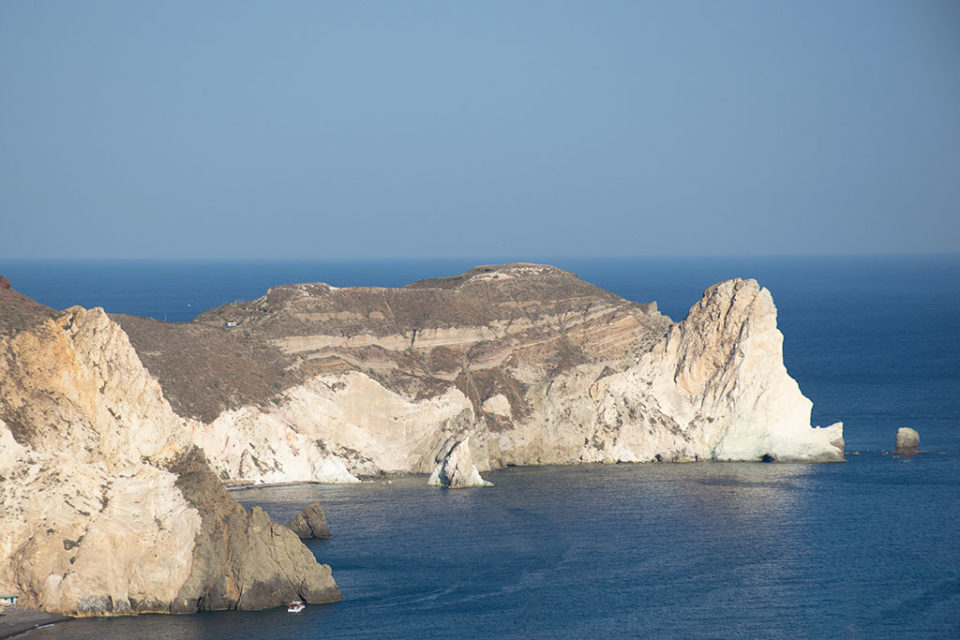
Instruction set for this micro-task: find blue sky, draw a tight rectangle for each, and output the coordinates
[1,0,958,259]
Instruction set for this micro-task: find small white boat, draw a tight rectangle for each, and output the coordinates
[287,600,305,613]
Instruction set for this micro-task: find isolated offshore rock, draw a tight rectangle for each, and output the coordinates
[894,427,920,454]
[286,502,333,539]
[429,439,493,488]
[0,303,340,616]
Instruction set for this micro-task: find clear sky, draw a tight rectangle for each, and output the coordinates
[1,0,958,259]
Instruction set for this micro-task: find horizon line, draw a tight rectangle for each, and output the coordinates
[2,251,959,262]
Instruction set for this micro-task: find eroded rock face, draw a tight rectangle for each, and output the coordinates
[428,439,492,488]
[0,305,340,616]
[169,450,340,611]
[894,427,920,454]
[109,265,844,482]
[636,279,844,462]
[286,502,332,539]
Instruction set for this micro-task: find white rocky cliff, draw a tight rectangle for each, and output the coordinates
[115,265,842,484]
[428,438,493,488]
[0,298,341,616]
[570,279,845,463]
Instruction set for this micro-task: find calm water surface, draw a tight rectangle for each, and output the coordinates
[33,458,960,639]
[2,256,957,638]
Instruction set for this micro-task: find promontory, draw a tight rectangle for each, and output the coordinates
[0,263,843,615]
[115,263,844,485]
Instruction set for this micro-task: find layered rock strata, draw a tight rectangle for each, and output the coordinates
[0,300,341,616]
[114,263,843,483]
[0,265,843,611]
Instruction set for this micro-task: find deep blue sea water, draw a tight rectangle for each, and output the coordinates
[2,255,958,639]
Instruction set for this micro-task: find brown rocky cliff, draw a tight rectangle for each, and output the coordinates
[169,449,341,611]
[286,502,333,539]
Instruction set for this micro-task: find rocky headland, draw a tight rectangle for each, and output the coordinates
[113,263,843,486]
[0,263,843,616]
[0,287,341,616]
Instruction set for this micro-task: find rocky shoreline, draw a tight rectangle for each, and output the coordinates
[0,264,843,619]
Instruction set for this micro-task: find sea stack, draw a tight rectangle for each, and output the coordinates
[286,502,333,539]
[894,427,920,454]
[429,439,493,488]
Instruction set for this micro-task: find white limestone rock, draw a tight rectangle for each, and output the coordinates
[894,427,920,453]
[219,278,843,475]
[194,404,359,485]
[645,279,845,462]
[197,371,474,481]
[115,265,844,482]
[428,439,493,488]
[529,279,845,464]
[481,393,512,417]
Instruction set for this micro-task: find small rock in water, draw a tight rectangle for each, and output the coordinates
[285,502,332,539]
[428,439,492,488]
[894,427,920,454]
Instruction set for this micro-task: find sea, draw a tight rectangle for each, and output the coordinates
[1,255,957,639]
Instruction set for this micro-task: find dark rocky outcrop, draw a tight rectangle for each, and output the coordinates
[169,450,342,611]
[286,502,333,539]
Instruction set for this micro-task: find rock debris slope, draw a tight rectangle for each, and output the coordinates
[114,263,843,484]
[0,290,341,616]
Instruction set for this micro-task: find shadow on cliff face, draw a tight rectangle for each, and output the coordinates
[167,448,343,613]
